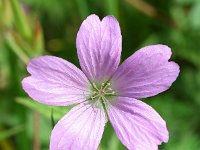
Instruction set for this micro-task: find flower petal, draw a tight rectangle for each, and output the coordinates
[107,97,169,150]
[111,44,180,98]
[22,56,90,106]
[50,102,106,150]
[76,14,122,82]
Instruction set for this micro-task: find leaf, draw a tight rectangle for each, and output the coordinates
[10,0,32,40]
[189,1,200,29]
[0,125,24,140]
[165,132,200,150]
[16,97,72,120]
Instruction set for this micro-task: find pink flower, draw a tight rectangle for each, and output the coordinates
[22,14,180,150]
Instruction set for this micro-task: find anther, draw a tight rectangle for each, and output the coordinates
[107,88,112,91]
[102,82,111,91]
[105,91,115,95]
[107,83,111,86]
[112,91,115,94]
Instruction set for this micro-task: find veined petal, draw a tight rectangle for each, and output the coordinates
[76,14,122,82]
[107,97,169,150]
[22,56,90,106]
[50,102,106,150]
[111,44,180,98]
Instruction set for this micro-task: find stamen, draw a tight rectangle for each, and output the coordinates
[105,91,115,95]
[91,96,101,107]
[107,83,111,86]
[89,82,117,108]
[91,94,99,99]
[102,82,111,91]
[104,88,113,93]
[99,82,105,91]
[107,88,112,91]
[92,82,99,91]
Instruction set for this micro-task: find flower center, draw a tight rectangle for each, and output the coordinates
[88,82,116,106]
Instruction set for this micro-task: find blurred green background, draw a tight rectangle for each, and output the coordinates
[0,0,200,150]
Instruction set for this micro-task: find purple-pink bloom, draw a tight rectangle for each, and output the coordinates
[22,14,180,150]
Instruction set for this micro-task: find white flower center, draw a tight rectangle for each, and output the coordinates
[88,82,116,107]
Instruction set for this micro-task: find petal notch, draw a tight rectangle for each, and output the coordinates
[22,56,90,106]
[112,45,180,98]
[76,14,122,82]
[107,97,169,150]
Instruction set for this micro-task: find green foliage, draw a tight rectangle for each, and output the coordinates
[0,125,24,141]
[0,0,200,149]
[16,97,72,120]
